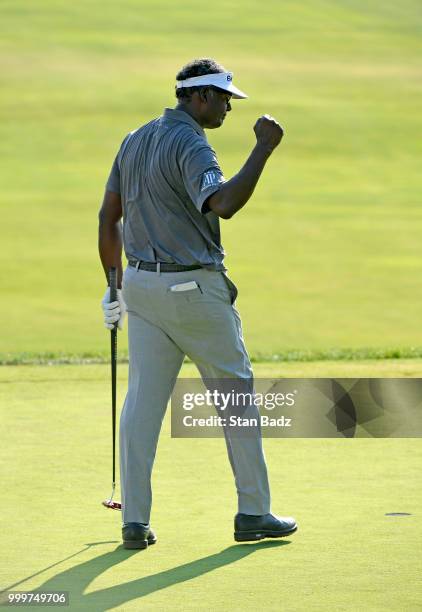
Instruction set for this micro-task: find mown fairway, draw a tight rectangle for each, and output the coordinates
[0,363,421,611]
[1,0,422,359]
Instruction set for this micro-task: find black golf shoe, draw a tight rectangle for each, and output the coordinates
[234,513,297,542]
[122,522,157,550]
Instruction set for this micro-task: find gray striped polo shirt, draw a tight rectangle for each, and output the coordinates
[106,108,226,271]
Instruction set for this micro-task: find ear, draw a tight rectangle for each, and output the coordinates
[199,87,209,103]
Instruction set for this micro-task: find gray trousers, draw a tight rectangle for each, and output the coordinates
[120,265,271,524]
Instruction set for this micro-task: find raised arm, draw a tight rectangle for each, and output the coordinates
[98,190,123,288]
[206,115,284,219]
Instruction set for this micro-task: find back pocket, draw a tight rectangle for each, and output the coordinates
[166,283,203,302]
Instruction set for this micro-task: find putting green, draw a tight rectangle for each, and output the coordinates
[0,363,421,610]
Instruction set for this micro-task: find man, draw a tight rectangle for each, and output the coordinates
[98,58,297,549]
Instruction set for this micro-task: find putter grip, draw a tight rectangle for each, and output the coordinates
[109,267,117,302]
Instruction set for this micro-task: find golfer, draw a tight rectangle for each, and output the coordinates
[98,58,297,549]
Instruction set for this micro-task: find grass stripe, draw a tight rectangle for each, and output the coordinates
[2,347,422,365]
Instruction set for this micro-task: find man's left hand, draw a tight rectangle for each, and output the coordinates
[101,287,127,330]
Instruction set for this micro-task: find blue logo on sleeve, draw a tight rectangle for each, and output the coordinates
[200,170,224,192]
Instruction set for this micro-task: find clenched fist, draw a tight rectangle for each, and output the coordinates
[254,115,284,153]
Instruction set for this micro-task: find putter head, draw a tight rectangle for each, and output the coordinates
[102,499,122,510]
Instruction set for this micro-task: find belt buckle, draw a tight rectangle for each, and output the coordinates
[156,262,161,275]
[135,261,141,271]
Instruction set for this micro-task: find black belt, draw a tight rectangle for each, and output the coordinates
[128,260,203,273]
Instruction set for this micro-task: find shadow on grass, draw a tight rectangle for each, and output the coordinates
[0,542,119,594]
[13,539,291,611]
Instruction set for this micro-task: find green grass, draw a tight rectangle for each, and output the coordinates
[1,4,421,610]
[0,363,421,611]
[3,346,422,366]
[1,0,422,358]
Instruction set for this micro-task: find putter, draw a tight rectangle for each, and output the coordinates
[102,266,122,511]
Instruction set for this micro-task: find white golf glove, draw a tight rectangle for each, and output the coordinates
[101,287,127,330]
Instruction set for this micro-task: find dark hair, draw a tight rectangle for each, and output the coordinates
[175,58,226,101]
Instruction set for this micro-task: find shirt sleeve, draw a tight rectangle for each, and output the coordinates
[179,133,225,213]
[105,132,133,194]
[106,156,121,194]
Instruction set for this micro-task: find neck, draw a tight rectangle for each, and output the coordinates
[175,102,204,127]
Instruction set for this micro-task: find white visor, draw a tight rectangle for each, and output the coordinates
[176,72,248,99]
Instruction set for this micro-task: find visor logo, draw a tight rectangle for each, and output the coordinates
[227,74,232,81]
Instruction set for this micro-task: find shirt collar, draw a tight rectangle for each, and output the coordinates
[163,108,205,137]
